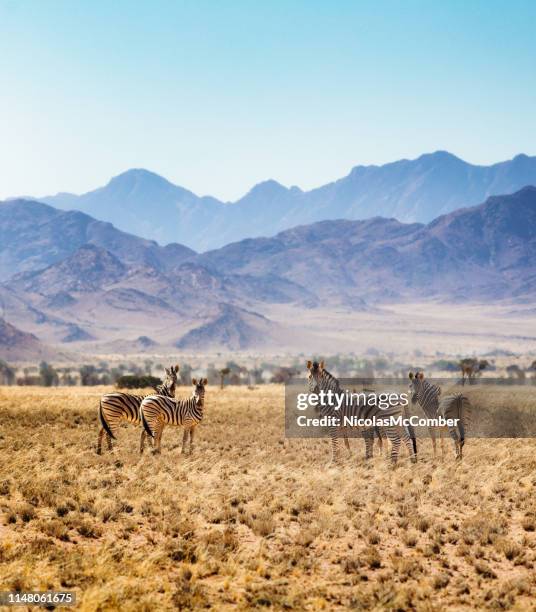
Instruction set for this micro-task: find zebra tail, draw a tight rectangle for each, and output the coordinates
[460,395,472,443]
[141,408,155,438]
[99,400,116,440]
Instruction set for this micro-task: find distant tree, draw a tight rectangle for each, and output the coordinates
[0,359,16,385]
[58,367,77,386]
[373,357,390,372]
[204,363,218,386]
[17,375,42,386]
[116,374,162,390]
[79,365,101,386]
[219,368,231,389]
[430,359,459,372]
[506,364,525,381]
[179,364,193,386]
[249,367,264,385]
[270,367,297,384]
[40,361,59,387]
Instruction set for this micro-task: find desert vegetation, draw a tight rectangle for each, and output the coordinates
[2,352,536,389]
[1,385,536,610]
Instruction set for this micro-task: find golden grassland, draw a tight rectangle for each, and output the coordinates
[1,385,536,611]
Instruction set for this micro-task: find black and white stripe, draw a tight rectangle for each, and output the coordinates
[408,372,470,459]
[438,393,471,460]
[408,371,444,455]
[140,378,207,454]
[97,365,179,454]
[307,361,417,465]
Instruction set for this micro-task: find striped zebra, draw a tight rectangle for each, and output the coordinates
[408,371,444,455]
[97,364,179,454]
[306,361,417,465]
[408,372,470,460]
[438,394,470,460]
[140,378,207,455]
[342,388,386,456]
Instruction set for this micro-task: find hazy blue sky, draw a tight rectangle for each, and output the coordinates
[1,0,535,201]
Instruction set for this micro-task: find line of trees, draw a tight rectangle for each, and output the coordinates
[1,357,535,387]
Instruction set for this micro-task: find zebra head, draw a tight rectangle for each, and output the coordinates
[191,377,208,406]
[306,360,325,393]
[408,371,424,404]
[155,364,179,397]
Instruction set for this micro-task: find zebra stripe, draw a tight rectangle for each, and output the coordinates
[408,372,471,459]
[307,361,417,465]
[408,371,444,455]
[96,365,179,454]
[438,393,471,460]
[140,378,207,455]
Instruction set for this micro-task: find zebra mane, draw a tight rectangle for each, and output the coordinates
[321,368,341,391]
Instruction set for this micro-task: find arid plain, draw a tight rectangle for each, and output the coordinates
[1,385,536,610]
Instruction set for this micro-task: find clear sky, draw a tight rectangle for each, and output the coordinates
[1,0,535,201]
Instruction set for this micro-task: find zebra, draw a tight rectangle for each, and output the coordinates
[408,372,470,460]
[97,364,179,454]
[438,394,470,460]
[408,371,444,455]
[140,378,207,455]
[306,360,417,465]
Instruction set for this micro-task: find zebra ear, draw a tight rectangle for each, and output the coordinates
[202,378,208,385]
[409,372,414,379]
[165,367,170,375]
[418,372,424,380]
[306,360,312,370]
[192,378,197,385]
[319,360,325,370]
[174,364,180,373]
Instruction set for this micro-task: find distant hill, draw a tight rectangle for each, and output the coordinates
[175,303,284,351]
[9,244,127,294]
[40,152,536,250]
[0,317,57,361]
[0,199,195,281]
[199,186,536,303]
[42,169,223,249]
[1,187,535,352]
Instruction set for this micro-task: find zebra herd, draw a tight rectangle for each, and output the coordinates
[306,361,471,465]
[97,365,207,455]
[96,360,470,464]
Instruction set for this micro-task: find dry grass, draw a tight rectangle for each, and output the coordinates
[1,385,536,610]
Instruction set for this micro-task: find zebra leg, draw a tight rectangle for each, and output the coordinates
[375,426,384,455]
[182,428,189,454]
[106,432,113,451]
[189,427,195,455]
[140,430,147,454]
[156,427,164,452]
[151,423,163,454]
[363,427,374,460]
[343,427,351,455]
[403,431,417,463]
[447,426,461,460]
[328,426,341,464]
[386,429,402,465]
[428,426,437,456]
[97,427,104,454]
[440,427,445,456]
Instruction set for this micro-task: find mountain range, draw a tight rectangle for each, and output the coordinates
[38,151,536,251]
[1,185,535,355]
